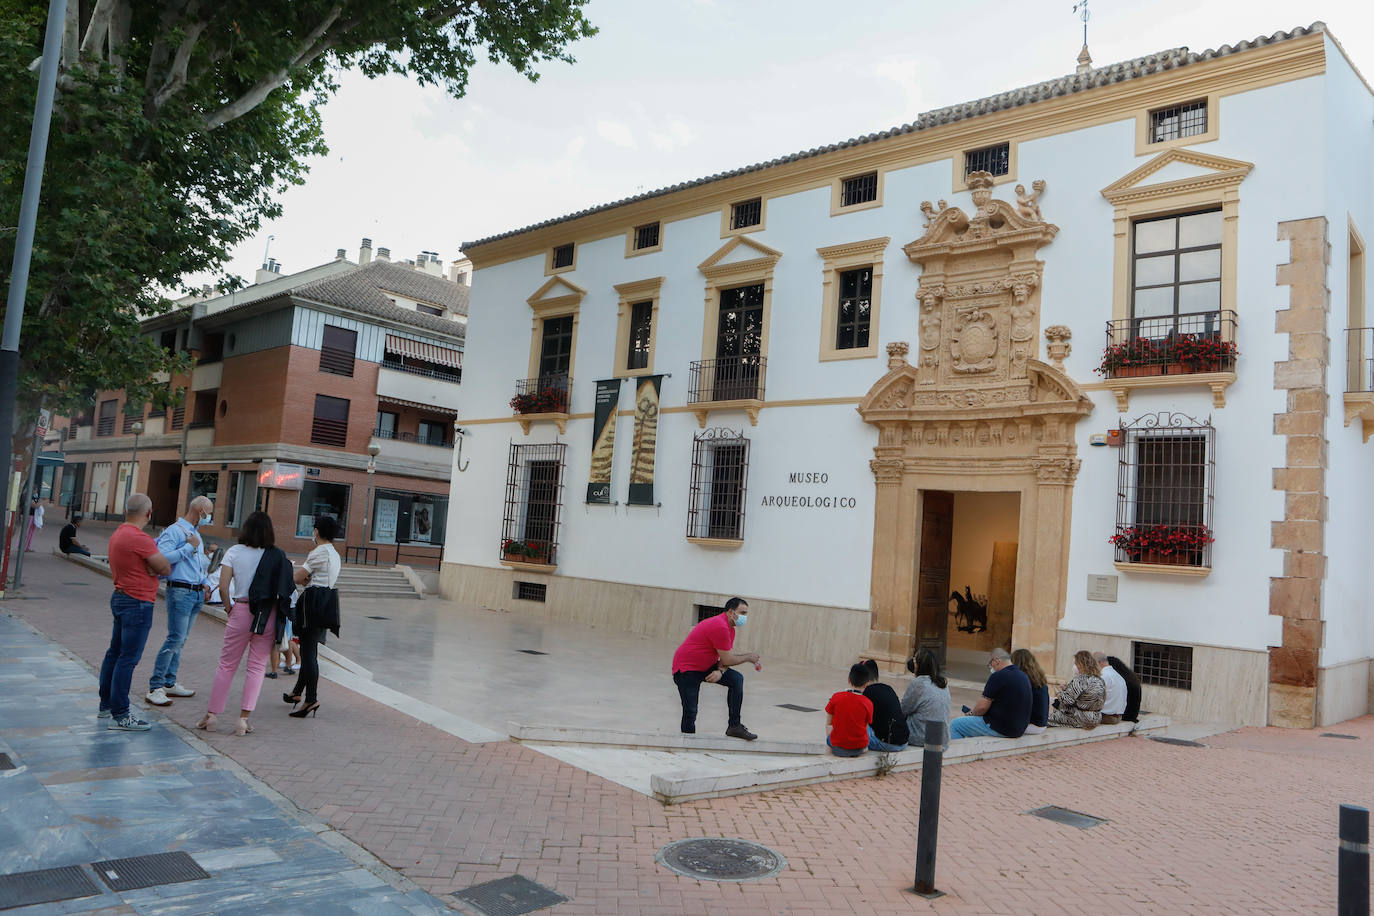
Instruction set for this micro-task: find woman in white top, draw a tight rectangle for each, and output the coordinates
[284,515,341,718]
[25,498,43,551]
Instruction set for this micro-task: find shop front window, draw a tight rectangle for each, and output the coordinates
[370,489,447,545]
[297,480,349,538]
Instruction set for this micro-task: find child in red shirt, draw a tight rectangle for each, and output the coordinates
[825,663,873,757]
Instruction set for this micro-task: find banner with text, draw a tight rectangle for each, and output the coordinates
[586,378,622,504]
[627,374,663,506]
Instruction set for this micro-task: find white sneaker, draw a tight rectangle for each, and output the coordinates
[145,687,172,706]
[165,684,196,698]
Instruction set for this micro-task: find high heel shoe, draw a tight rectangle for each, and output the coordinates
[288,702,320,719]
[196,712,216,731]
[235,717,253,736]
[283,692,302,704]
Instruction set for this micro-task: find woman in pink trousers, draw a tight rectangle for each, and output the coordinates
[197,510,293,736]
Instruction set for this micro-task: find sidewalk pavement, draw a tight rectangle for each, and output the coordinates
[0,612,452,914]
[6,522,1373,913]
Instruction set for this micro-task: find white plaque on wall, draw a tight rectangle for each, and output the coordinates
[1086,574,1119,602]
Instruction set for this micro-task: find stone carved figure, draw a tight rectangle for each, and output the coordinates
[919,199,949,229]
[1044,325,1072,368]
[1015,179,1046,222]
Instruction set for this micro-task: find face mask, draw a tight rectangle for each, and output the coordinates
[734,613,748,627]
[198,514,212,527]
[1072,664,1080,675]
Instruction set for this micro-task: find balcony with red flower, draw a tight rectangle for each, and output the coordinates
[1095,310,1238,411]
[511,372,571,435]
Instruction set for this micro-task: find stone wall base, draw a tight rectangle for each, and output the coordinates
[1316,658,1372,726]
[1268,683,1318,728]
[438,562,871,668]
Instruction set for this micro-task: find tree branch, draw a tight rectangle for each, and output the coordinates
[60,0,79,69]
[108,0,132,81]
[143,0,196,116]
[202,4,345,131]
[78,0,117,63]
[151,19,208,111]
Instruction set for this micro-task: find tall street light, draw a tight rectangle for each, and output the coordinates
[124,419,144,506]
[361,443,380,561]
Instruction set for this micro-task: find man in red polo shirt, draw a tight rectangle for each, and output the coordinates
[98,493,171,731]
[671,597,760,740]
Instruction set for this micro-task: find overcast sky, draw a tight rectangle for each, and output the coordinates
[208,0,1374,285]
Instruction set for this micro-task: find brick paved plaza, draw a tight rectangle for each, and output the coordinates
[3,526,1370,914]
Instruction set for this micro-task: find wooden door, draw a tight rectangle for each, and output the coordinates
[914,490,954,668]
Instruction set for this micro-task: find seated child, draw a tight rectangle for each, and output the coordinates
[825,663,874,757]
[861,659,909,752]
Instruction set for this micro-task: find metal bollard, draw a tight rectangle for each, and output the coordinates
[1339,804,1370,916]
[912,720,947,899]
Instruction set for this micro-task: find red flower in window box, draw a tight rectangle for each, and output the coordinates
[1109,524,1214,566]
[1168,334,1238,372]
[1096,337,1166,377]
[510,388,569,414]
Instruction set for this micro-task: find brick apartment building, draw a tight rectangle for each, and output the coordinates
[44,240,467,559]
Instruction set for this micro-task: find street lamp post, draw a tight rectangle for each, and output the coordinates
[361,443,380,562]
[124,419,144,506]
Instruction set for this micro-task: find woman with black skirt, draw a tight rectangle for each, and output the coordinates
[284,516,341,718]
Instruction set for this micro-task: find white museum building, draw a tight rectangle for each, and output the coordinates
[442,23,1372,729]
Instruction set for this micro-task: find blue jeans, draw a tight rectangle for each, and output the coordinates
[827,735,865,757]
[949,715,1003,739]
[98,592,154,718]
[867,726,907,752]
[150,586,202,690]
[673,667,744,732]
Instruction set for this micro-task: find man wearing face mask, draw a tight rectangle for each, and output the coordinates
[145,496,213,707]
[671,597,761,740]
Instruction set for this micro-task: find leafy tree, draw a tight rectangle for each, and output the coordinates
[0,0,595,428]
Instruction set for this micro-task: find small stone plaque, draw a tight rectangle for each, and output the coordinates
[1086,574,1118,602]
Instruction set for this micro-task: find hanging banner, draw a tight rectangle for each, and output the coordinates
[587,379,622,504]
[627,375,663,506]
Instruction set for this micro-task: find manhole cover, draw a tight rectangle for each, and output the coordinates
[656,837,786,882]
[777,703,819,713]
[366,615,389,620]
[453,874,566,916]
[517,649,548,655]
[0,752,15,770]
[0,865,99,908]
[1148,736,1206,748]
[1027,806,1107,829]
[90,851,210,892]
[1320,733,1359,740]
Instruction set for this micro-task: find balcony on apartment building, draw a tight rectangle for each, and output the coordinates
[377,335,462,410]
[368,426,454,467]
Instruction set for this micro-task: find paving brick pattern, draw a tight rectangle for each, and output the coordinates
[8,539,1370,913]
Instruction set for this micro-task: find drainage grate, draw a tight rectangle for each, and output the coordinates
[1027,806,1107,829]
[0,865,99,909]
[1148,736,1206,748]
[656,837,786,882]
[1320,733,1359,740]
[517,649,548,656]
[366,615,389,620]
[0,752,14,770]
[453,874,567,916]
[90,852,210,892]
[777,704,819,713]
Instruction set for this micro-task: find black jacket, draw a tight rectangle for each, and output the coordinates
[295,585,341,642]
[247,547,294,643]
[1107,656,1143,722]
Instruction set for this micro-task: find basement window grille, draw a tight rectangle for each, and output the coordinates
[514,581,547,602]
[1149,99,1208,143]
[964,142,1010,177]
[501,442,567,565]
[1113,412,1215,568]
[551,243,575,269]
[840,172,879,207]
[729,198,762,230]
[695,603,725,623]
[1133,640,1193,690]
[634,222,660,251]
[686,428,750,541]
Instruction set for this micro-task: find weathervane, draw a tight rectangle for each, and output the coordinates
[1072,0,1093,74]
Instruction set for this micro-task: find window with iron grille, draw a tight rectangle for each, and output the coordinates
[627,301,653,371]
[551,243,575,269]
[841,172,879,207]
[836,267,873,350]
[1133,640,1193,690]
[501,443,567,565]
[311,394,350,447]
[686,428,750,540]
[96,399,117,436]
[319,325,357,377]
[634,222,660,251]
[1131,209,1222,335]
[730,198,762,230]
[696,603,725,623]
[514,581,548,602]
[964,142,1010,177]
[1114,412,1215,568]
[1149,99,1207,144]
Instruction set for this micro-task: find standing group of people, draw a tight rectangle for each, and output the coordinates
[96,493,341,736]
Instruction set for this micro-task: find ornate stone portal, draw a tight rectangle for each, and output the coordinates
[858,173,1092,671]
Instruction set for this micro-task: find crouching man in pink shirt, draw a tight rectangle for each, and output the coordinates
[670,597,760,741]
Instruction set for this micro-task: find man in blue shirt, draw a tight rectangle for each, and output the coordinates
[145,496,213,707]
[949,648,1032,739]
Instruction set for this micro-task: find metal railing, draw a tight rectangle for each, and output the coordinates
[1098,309,1237,379]
[1345,328,1374,392]
[381,357,460,384]
[396,543,443,570]
[372,428,454,448]
[511,372,571,414]
[345,545,379,565]
[688,356,767,403]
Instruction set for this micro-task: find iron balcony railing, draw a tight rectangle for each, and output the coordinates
[1098,309,1237,379]
[511,372,571,414]
[688,356,767,403]
[1345,328,1374,392]
[372,427,454,449]
[381,356,461,384]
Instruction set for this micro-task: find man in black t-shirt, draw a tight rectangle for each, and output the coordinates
[949,648,1031,739]
[59,515,91,557]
